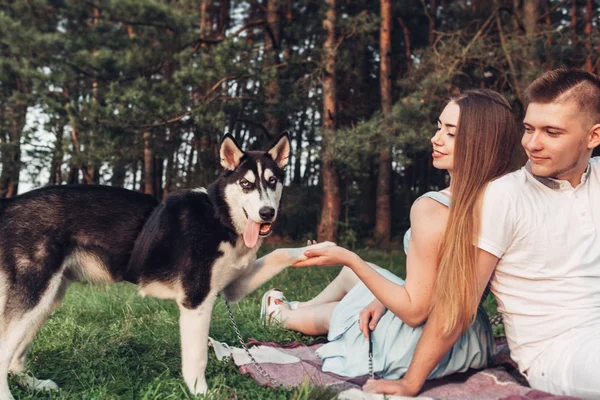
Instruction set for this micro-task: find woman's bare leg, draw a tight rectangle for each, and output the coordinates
[279,302,340,335]
[297,266,360,308]
[276,266,366,335]
[266,263,381,335]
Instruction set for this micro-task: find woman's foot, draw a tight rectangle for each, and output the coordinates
[260,288,298,326]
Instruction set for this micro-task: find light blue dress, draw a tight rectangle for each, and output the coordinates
[315,191,496,379]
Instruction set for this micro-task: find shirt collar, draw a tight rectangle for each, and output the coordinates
[524,160,591,190]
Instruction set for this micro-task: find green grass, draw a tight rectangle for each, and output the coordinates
[10,245,500,399]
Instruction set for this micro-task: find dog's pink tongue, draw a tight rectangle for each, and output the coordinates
[244,218,261,248]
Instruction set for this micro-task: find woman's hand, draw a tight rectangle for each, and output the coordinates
[359,298,386,338]
[292,244,359,268]
[362,378,421,396]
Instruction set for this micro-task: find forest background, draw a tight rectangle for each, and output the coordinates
[2,0,599,247]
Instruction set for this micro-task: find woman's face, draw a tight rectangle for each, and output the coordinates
[431,101,460,171]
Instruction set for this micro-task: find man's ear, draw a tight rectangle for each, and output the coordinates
[587,123,600,150]
[220,134,245,171]
[267,133,291,168]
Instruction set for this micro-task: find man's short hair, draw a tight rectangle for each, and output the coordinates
[526,69,600,125]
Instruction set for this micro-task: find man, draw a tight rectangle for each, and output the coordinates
[364,69,600,399]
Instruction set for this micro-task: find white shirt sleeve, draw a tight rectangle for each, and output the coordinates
[478,180,516,258]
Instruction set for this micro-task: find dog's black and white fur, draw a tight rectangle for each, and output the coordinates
[0,133,331,399]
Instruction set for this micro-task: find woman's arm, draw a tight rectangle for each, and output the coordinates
[294,197,449,327]
[363,248,500,395]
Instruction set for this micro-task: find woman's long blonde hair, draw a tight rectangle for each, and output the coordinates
[432,89,524,335]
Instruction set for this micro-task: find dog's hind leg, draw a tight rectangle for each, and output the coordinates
[177,292,218,396]
[0,273,66,399]
[9,277,68,392]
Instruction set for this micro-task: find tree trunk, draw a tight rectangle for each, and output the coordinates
[512,0,523,32]
[303,112,317,185]
[186,137,197,188]
[317,0,341,242]
[138,154,145,192]
[428,0,437,46]
[397,15,412,65]
[131,158,139,191]
[358,170,376,229]
[264,0,281,137]
[284,0,294,59]
[197,133,217,187]
[111,157,127,187]
[67,166,79,185]
[496,15,525,106]
[543,0,553,69]
[87,6,101,184]
[218,0,230,37]
[0,109,26,198]
[293,111,307,185]
[49,124,65,185]
[374,0,393,245]
[584,0,593,72]
[571,0,577,43]
[154,154,164,199]
[69,124,93,184]
[163,128,179,197]
[143,131,155,196]
[523,0,539,37]
[200,0,212,38]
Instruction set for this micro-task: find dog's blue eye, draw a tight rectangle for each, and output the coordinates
[268,176,277,185]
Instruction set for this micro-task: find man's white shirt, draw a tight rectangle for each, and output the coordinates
[478,157,600,374]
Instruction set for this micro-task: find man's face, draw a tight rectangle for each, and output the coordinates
[522,100,594,186]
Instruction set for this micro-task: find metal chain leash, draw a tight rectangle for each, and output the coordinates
[222,299,503,387]
[224,299,280,388]
[226,298,375,383]
[489,313,504,327]
[368,331,374,380]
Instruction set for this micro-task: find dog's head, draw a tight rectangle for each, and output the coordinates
[218,133,290,248]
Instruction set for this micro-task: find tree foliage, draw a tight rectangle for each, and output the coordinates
[1,0,598,242]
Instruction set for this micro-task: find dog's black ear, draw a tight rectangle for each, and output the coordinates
[220,134,245,171]
[267,132,291,169]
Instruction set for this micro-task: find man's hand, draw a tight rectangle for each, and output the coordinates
[292,244,359,268]
[359,299,386,338]
[362,378,421,396]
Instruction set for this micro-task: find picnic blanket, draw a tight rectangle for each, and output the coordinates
[208,337,580,400]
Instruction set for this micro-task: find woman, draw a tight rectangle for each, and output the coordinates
[261,89,524,387]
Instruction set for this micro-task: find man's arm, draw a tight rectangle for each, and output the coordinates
[364,248,499,395]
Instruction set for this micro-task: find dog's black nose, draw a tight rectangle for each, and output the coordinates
[259,206,275,221]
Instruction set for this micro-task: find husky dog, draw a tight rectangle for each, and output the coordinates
[0,133,332,399]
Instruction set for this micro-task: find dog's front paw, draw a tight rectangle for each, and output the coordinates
[187,378,208,397]
[284,241,337,263]
[34,379,59,391]
[305,241,336,251]
[14,374,59,392]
